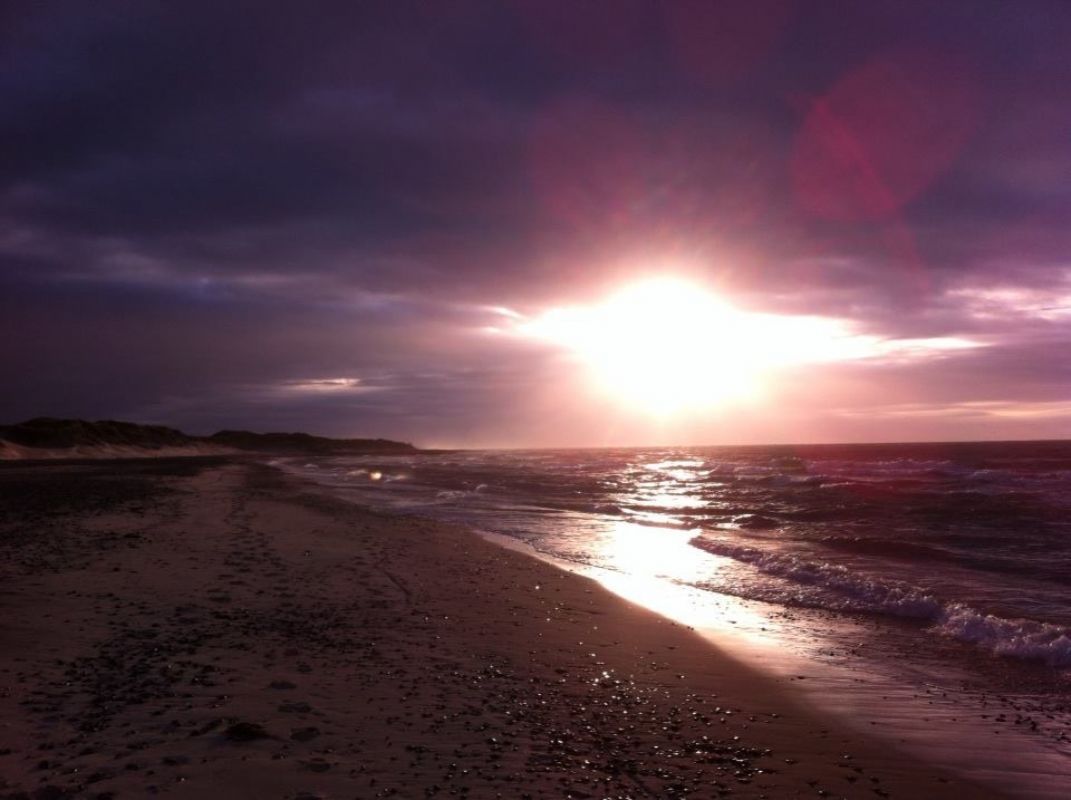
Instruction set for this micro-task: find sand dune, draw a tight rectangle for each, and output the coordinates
[0,417,415,461]
[0,440,235,460]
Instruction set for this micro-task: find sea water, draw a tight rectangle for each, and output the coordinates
[278,441,1071,796]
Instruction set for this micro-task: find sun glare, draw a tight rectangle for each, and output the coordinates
[513,277,979,417]
[522,279,762,415]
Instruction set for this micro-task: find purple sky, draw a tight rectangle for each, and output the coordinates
[2,1,1069,447]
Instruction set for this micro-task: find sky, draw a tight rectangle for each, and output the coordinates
[2,0,1069,448]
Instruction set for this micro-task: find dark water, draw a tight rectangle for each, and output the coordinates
[283,441,1071,670]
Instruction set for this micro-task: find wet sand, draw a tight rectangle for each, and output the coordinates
[0,459,1009,799]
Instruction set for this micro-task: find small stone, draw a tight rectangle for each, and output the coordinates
[278,702,312,714]
[290,727,321,742]
[224,722,270,741]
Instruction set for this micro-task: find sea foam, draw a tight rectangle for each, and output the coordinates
[690,536,1071,667]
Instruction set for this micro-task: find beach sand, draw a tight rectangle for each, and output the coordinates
[0,459,1007,799]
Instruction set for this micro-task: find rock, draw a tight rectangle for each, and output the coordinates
[290,727,320,742]
[277,702,312,714]
[223,722,270,742]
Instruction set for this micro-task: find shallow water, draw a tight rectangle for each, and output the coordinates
[278,440,1071,796]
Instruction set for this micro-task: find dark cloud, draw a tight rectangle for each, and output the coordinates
[2,1,1069,443]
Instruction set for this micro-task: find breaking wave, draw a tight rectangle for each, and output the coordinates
[690,536,1071,667]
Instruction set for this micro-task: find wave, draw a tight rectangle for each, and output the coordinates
[815,536,958,562]
[732,513,781,530]
[939,605,1071,666]
[690,535,1071,667]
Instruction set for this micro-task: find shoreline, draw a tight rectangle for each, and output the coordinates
[1,459,1010,798]
[473,530,1071,800]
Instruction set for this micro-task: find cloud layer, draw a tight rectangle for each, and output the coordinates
[3,1,1069,445]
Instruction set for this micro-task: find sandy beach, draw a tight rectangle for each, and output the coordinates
[0,458,1008,799]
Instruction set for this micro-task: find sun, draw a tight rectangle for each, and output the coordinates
[513,276,903,418]
[520,278,766,416]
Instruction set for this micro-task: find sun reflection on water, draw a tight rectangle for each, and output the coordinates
[576,455,779,639]
[575,520,778,649]
[591,521,709,583]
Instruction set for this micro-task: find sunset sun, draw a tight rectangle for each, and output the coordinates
[517,277,882,417]
[521,279,758,415]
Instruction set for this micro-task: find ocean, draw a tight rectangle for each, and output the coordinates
[277,440,1071,796]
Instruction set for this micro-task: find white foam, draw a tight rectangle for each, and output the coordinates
[691,536,1071,667]
[938,605,1071,667]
